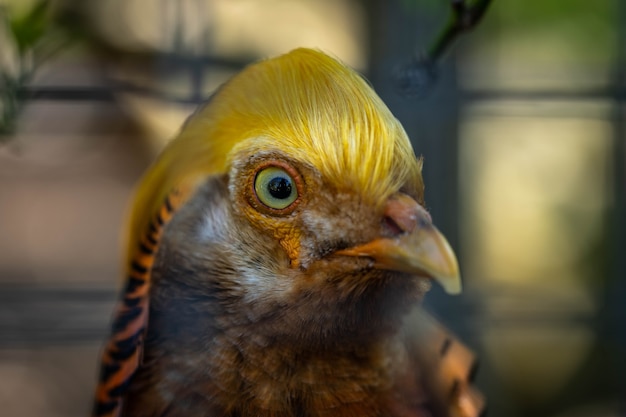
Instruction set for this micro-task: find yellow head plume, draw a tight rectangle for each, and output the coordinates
[126,48,423,266]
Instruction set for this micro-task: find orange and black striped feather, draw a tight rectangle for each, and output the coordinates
[93,191,181,417]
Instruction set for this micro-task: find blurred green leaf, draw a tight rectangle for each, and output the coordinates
[9,0,51,53]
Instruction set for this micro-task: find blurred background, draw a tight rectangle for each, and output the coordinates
[0,0,623,416]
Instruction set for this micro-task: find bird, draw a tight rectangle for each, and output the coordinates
[92,48,483,417]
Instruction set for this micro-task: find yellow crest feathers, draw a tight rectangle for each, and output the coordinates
[126,48,423,266]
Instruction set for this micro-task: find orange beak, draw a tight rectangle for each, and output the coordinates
[336,194,462,295]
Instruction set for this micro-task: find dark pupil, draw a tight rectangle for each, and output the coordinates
[268,177,292,199]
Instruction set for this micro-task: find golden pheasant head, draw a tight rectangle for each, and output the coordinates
[129,48,460,343]
[93,48,476,417]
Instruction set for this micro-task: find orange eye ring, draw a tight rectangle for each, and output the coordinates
[247,160,304,216]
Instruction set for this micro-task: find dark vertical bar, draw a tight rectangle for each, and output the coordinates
[365,0,488,412]
[190,60,204,104]
[366,0,476,338]
[366,0,459,249]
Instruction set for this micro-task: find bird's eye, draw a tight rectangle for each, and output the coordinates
[254,166,298,210]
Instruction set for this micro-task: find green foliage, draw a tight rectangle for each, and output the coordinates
[8,0,52,53]
[477,0,615,52]
[491,0,613,27]
[460,0,617,73]
[0,0,64,138]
